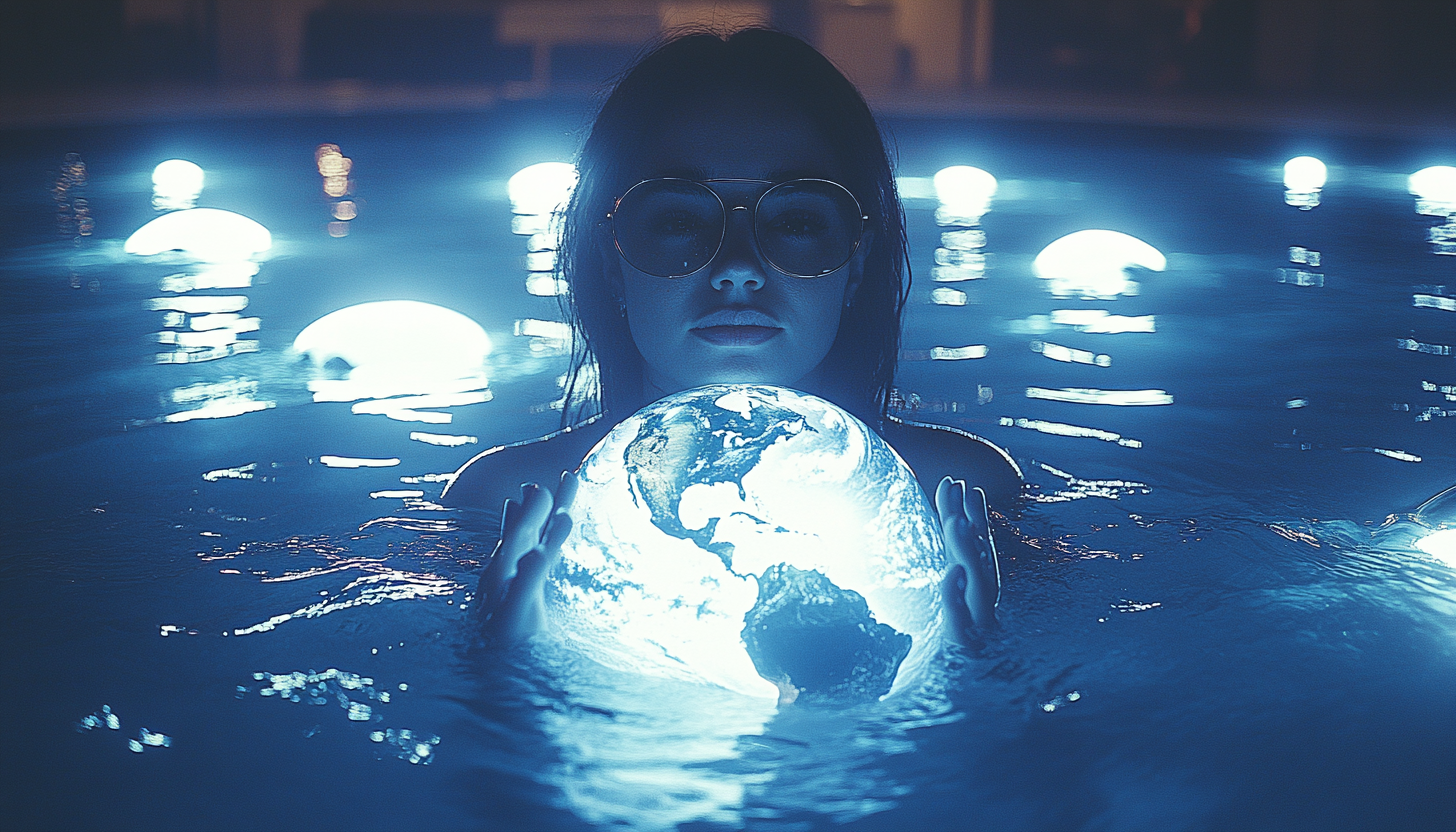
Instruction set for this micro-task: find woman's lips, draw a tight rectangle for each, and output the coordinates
[691,309,782,346]
[692,325,781,346]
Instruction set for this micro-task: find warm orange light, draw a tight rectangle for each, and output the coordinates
[318,154,352,177]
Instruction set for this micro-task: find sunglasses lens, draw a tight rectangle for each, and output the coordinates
[756,180,863,277]
[612,180,722,277]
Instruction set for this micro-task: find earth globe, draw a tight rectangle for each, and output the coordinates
[549,384,946,704]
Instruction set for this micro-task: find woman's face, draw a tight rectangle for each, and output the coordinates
[611,92,863,400]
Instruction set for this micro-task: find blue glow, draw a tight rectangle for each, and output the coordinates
[1033,230,1166,299]
[1284,156,1327,208]
[1409,166,1456,202]
[933,165,997,220]
[1409,166,1456,218]
[508,162,578,215]
[293,301,492,402]
[125,208,271,262]
[151,159,204,209]
[1284,156,1327,191]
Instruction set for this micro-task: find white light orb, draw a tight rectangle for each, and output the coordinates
[1409,166,1456,215]
[1414,529,1456,567]
[1284,156,1328,193]
[1032,229,1166,300]
[125,208,271,262]
[292,301,491,391]
[152,159,204,202]
[933,165,997,218]
[508,162,578,215]
[553,385,946,704]
[1408,166,1456,201]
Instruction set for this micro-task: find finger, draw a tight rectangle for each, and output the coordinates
[966,486,997,575]
[499,496,520,541]
[515,483,555,547]
[938,479,974,570]
[482,498,522,604]
[934,475,956,523]
[490,549,549,642]
[554,470,579,515]
[965,484,991,541]
[540,509,574,556]
[940,564,976,645]
[479,539,511,610]
[964,485,1001,628]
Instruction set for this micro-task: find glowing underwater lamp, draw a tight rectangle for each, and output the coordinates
[1409,166,1456,216]
[1284,156,1327,208]
[292,300,491,395]
[125,208,271,263]
[508,162,578,216]
[151,160,204,208]
[933,165,997,222]
[1032,229,1166,300]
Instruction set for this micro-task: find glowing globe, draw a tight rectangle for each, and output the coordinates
[551,384,946,703]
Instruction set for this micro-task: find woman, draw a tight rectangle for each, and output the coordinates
[445,28,1020,652]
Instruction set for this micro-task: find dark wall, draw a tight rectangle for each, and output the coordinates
[300,5,531,83]
[1,0,1451,104]
[0,1,215,90]
[992,0,1454,101]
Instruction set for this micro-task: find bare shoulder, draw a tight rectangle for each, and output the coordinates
[441,416,610,512]
[882,417,1024,512]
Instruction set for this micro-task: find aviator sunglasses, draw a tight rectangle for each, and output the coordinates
[607,178,868,278]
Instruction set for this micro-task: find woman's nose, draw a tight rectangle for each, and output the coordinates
[709,207,766,292]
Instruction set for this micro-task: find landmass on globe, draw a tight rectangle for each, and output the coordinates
[742,563,913,704]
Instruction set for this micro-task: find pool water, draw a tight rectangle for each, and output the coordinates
[1,103,1453,830]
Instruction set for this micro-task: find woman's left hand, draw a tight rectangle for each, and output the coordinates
[936,476,1000,644]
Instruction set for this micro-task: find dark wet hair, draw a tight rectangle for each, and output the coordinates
[557,27,909,428]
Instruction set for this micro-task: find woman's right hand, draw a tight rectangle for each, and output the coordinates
[474,471,577,644]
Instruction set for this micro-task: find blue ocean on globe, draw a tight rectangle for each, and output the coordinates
[550,384,946,702]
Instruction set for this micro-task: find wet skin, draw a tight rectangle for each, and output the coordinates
[451,91,1011,656]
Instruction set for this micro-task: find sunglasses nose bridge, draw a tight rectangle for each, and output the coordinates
[710,201,768,280]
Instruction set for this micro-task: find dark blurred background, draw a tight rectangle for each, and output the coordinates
[2,1,1453,128]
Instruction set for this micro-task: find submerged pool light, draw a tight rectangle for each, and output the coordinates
[293,300,492,400]
[1409,166,1456,215]
[125,208,271,262]
[152,159,204,210]
[508,162,578,215]
[1284,156,1327,208]
[1033,230,1166,299]
[933,165,997,221]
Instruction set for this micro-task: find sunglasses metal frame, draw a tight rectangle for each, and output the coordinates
[606,177,869,278]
